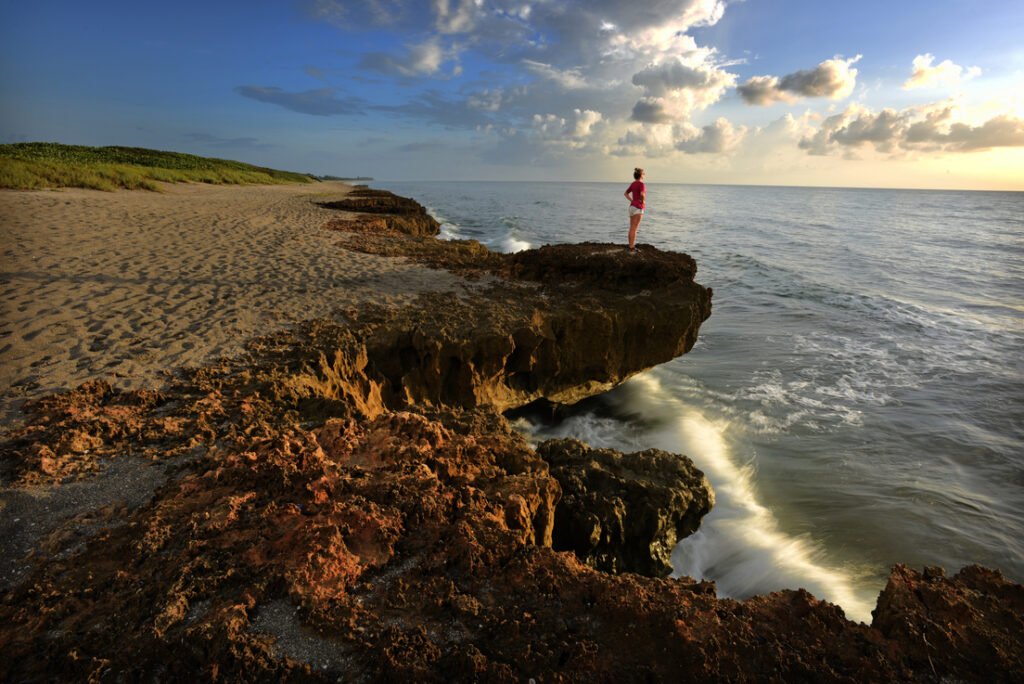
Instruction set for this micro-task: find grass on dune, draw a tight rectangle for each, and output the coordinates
[0,142,315,191]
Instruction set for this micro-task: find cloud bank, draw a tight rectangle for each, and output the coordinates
[800,102,1024,155]
[281,0,744,162]
[229,1,1022,176]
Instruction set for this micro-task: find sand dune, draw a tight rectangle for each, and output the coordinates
[0,181,470,430]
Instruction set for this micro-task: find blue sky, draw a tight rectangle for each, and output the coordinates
[2,0,1022,188]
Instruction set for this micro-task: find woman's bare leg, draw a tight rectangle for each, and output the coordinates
[628,214,642,248]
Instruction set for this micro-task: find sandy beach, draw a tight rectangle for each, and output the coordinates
[0,181,472,431]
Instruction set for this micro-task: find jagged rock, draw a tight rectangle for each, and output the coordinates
[286,266,710,414]
[4,394,1022,681]
[536,438,714,577]
[299,237,713,412]
[871,564,1024,680]
[269,234,714,418]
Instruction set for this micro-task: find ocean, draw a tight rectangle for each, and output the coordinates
[374,180,1024,624]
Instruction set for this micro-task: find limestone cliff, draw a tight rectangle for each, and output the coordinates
[286,269,710,414]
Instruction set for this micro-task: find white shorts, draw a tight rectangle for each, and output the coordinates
[629,206,644,216]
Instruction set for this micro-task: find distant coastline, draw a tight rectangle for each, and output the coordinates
[308,174,374,181]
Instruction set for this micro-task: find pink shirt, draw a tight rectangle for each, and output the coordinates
[627,180,645,209]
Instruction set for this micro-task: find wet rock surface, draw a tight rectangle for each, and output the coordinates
[537,438,714,577]
[1,191,1021,682]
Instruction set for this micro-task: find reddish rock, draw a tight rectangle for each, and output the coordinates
[871,564,1024,680]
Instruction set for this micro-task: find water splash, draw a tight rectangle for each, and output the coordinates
[628,373,877,624]
[526,372,878,624]
[498,235,532,253]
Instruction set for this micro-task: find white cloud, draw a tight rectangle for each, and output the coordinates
[522,60,589,90]
[467,89,505,112]
[431,0,479,34]
[531,108,604,143]
[631,98,673,124]
[739,56,861,105]
[736,75,796,106]
[612,124,679,157]
[903,54,980,90]
[406,40,446,74]
[612,116,745,156]
[299,1,753,162]
[572,109,603,137]
[628,50,738,125]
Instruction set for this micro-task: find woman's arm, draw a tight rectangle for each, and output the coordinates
[624,188,631,200]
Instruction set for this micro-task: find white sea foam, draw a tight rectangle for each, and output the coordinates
[438,222,463,241]
[499,236,532,253]
[492,215,532,253]
[420,203,463,242]
[663,408,876,624]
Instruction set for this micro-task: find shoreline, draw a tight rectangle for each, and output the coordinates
[1,184,1021,681]
[0,181,477,430]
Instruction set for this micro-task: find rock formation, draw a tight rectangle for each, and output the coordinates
[1,190,1021,682]
[537,438,714,577]
[319,186,441,236]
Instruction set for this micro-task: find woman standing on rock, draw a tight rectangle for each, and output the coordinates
[624,167,645,250]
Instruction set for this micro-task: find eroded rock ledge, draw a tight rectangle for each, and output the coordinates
[1,190,1021,682]
[319,186,441,237]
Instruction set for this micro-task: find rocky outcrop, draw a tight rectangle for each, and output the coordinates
[2,189,1021,682]
[285,237,712,413]
[508,241,697,290]
[278,243,711,414]
[319,186,441,236]
[537,438,714,577]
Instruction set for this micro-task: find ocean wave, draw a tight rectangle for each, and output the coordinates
[521,372,879,623]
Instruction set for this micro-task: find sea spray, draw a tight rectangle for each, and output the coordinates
[662,407,877,624]
[522,371,878,624]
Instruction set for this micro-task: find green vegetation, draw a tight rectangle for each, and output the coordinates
[0,142,315,191]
